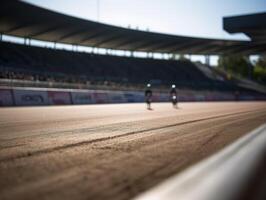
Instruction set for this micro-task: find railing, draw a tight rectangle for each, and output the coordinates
[134,124,266,200]
[0,78,144,92]
[0,78,218,94]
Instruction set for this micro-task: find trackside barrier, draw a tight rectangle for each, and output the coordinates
[13,89,49,106]
[0,87,266,106]
[107,91,127,103]
[71,91,95,104]
[152,92,162,102]
[239,95,255,101]
[124,92,144,103]
[48,91,72,105]
[133,124,266,200]
[194,94,205,101]
[93,91,110,104]
[0,89,13,106]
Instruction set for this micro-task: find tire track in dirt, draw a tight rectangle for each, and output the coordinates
[0,109,263,163]
[0,110,265,200]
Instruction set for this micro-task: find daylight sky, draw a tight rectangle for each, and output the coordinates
[16,0,266,65]
[24,0,266,40]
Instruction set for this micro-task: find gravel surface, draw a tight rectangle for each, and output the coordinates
[0,102,266,200]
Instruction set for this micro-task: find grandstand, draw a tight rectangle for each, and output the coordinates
[0,41,242,91]
[0,0,265,105]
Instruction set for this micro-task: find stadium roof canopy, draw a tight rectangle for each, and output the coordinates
[0,0,265,55]
[224,12,266,43]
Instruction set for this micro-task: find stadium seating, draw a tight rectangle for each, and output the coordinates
[0,41,242,91]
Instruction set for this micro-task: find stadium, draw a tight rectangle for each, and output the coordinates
[0,1,266,200]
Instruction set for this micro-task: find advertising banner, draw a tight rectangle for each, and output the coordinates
[179,94,195,102]
[194,94,205,101]
[93,92,109,103]
[212,94,234,101]
[152,92,162,102]
[107,91,127,103]
[6,88,264,107]
[205,94,215,101]
[124,92,136,102]
[48,91,72,105]
[159,93,169,102]
[123,92,143,102]
[13,90,49,106]
[0,89,13,106]
[254,95,266,101]
[71,92,94,104]
[239,95,255,101]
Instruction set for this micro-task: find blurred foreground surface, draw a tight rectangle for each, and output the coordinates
[0,102,266,200]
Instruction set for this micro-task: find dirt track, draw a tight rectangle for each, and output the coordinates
[0,102,266,200]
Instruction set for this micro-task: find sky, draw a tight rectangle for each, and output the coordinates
[24,0,266,40]
[11,0,265,65]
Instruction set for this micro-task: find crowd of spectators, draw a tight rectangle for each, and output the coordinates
[0,41,245,92]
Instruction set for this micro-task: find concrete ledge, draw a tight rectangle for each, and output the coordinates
[134,124,266,200]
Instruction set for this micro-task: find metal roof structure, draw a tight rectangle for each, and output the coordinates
[224,12,266,43]
[0,0,265,55]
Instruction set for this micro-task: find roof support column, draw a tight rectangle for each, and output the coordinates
[23,38,30,45]
[248,55,254,80]
[221,54,227,72]
[205,55,210,66]
[172,54,178,60]
[173,54,179,60]
[146,52,150,58]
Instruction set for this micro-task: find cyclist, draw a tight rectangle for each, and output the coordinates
[170,84,178,108]
[145,83,153,110]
